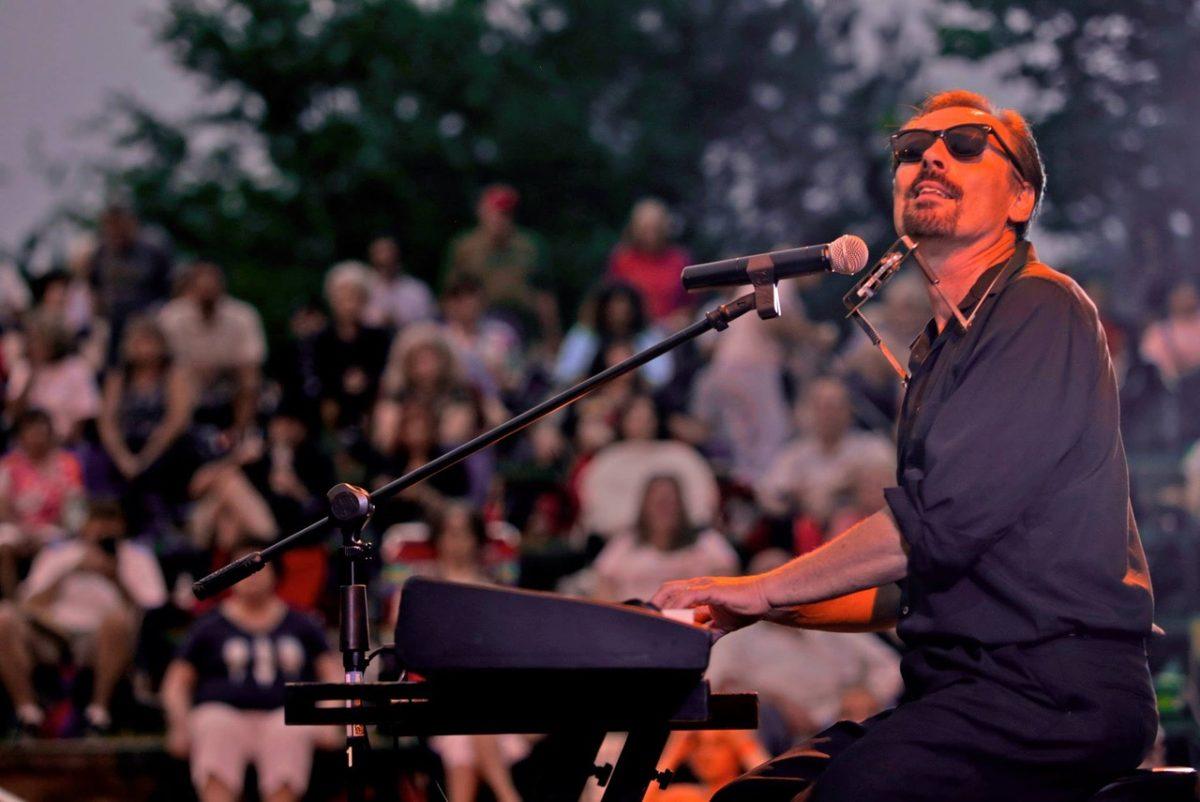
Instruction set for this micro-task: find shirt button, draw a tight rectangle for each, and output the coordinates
[900,605,911,616]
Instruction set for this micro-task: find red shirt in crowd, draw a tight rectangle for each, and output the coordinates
[607,244,692,322]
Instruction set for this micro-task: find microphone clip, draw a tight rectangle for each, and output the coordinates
[747,253,781,320]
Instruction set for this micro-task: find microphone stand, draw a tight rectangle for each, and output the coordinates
[191,288,776,802]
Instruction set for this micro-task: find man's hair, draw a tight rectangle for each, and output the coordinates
[906,90,1047,239]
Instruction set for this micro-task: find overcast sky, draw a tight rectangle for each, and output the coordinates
[0,0,200,253]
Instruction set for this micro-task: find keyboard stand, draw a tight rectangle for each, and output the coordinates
[285,680,757,802]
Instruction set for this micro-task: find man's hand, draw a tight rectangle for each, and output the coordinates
[651,575,771,635]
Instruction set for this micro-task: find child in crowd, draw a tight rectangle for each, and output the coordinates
[161,541,340,802]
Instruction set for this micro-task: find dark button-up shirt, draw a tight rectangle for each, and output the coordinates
[883,242,1154,647]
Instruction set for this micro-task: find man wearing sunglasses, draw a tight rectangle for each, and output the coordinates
[654,90,1156,801]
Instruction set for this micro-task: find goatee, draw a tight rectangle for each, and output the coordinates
[903,201,960,239]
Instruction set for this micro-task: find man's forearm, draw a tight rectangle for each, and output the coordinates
[765,583,902,632]
[759,508,909,608]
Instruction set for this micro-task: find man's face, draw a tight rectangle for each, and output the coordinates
[190,266,224,307]
[369,238,400,272]
[477,202,514,239]
[892,107,1027,244]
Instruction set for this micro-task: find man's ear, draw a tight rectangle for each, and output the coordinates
[1008,182,1036,228]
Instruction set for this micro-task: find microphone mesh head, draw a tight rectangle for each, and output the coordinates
[829,235,869,275]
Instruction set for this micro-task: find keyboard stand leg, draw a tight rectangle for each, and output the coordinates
[533,728,607,802]
[601,724,671,802]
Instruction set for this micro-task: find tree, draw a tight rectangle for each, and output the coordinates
[22,0,1200,331]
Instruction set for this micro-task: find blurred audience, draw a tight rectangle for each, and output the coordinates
[161,541,339,802]
[0,183,1188,802]
[0,501,166,733]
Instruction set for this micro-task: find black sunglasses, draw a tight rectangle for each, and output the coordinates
[890,123,1027,183]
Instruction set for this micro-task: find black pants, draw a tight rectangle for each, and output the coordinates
[713,635,1158,802]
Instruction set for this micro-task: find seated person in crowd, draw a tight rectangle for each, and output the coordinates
[445,183,559,346]
[755,376,893,525]
[187,434,278,553]
[835,272,927,425]
[30,265,108,373]
[554,282,674,390]
[0,501,167,733]
[242,400,335,536]
[440,274,526,402]
[362,235,437,331]
[421,503,528,802]
[96,317,195,537]
[368,400,471,532]
[86,199,174,365]
[313,261,393,444]
[5,313,101,445]
[161,541,340,802]
[158,261,265,447]
[0,409,85,599]
[240,402,336,613]
[376,323,502,449]
[645,730,770,802]
[592,474,737,603]
[1140,278,1200,384]
[706,549,902,749]
[375,324,503,501]
[606,198,692,327]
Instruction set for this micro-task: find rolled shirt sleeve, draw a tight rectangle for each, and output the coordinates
[885,278,1099,585]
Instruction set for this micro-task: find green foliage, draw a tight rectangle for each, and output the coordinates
[40,0,1200,330]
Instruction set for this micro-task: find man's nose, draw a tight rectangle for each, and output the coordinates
[921,138,952,172]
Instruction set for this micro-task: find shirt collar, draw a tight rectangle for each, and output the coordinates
[910,241,1035,355]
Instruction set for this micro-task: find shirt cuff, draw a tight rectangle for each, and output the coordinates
[884,484,935,578]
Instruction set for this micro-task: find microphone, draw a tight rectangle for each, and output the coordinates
[681,234,869,291]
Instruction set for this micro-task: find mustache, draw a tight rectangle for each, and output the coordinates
[907,169,963,200]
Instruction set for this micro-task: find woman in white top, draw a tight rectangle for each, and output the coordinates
[593,474,738,603]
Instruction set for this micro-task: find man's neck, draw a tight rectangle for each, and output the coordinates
[915,230,1017,332]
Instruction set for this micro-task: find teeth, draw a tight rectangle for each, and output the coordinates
[916,186,949,198]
